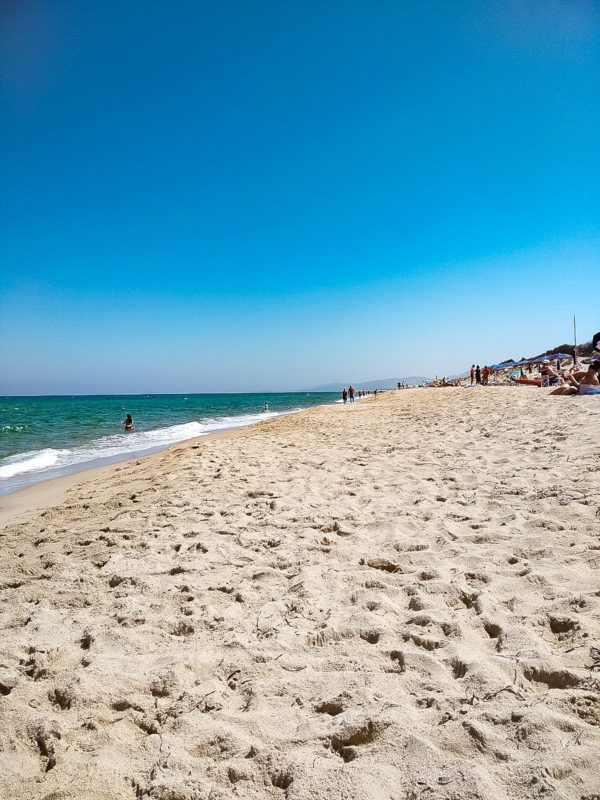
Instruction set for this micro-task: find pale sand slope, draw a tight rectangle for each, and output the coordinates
[1,388,599,800]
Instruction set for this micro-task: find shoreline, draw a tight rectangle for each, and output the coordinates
[0,395,357,508]
[0,422,261,530]
[0,396,374,528]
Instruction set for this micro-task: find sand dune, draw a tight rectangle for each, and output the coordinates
[1,388,599,800]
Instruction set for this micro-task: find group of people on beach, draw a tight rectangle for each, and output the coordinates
[470,364,490,385]
[342,386,355,403]
[341,386,377,403]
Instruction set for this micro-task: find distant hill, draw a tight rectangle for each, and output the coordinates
[305,376,431,392]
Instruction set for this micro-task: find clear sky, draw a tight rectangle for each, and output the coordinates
[1,0,598,394]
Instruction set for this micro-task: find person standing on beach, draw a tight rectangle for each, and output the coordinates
[342,388,348,404]
[470,364,475,385]
[482,365,490,385]
[349,385,355,402]
[475,366,481,385]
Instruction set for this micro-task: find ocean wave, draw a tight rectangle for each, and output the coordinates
[1,425,26,432]
[0,409,285,481]
[0,448,69,479]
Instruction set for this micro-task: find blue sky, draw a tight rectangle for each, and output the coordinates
[1,0,598,393]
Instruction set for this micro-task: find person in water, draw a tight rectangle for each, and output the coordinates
[122,413,134,431]
[264,402,269,412]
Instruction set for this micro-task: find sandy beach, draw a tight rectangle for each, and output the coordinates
[1,388,599,800]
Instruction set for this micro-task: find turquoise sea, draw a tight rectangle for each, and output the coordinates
[0,393,339,496]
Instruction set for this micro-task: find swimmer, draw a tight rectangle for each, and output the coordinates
[264,402,269,412]
[121,413,134,431]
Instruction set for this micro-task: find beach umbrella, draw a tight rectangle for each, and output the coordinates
[535,353,572,362]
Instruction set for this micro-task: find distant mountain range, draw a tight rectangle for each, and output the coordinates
[305,376,431,392]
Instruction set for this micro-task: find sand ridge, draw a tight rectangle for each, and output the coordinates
[0,388,599,799]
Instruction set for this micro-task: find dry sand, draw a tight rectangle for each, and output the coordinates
[1,388,599,800]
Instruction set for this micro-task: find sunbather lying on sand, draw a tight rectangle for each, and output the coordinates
[550,363,600,395]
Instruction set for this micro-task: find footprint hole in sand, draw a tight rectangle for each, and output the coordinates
[329,719,382,762]
[363,580,386,590]
[508,556,519,564]
[315,700,344,716]
[170,622,194,637]
[568,694,600,725]
[366,558,400,574]
[150,676,172,697]
[360,629,381,644]
[365,600,381,611]
[408,596,426,611]
[459,591,480,610]
[523,666,580,690]
[30,725,60,772]
[406,633,447,651]
[465,572,490,585]
[271,770,294,790]
[451,658,468,679]
[112,699,143,712]
[483,622,502,639]
[390,650,405,671]
[440,621,460,637]
[407,614,432,627]
[48,686,74,710]
[549,616,578,635]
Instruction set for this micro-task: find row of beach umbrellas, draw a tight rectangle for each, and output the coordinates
[490,354,573,370]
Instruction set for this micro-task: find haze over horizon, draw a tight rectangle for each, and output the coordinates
[1,1,598,395]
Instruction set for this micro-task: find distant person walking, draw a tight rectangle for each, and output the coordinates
[470,364,475,385]
[121,413,134,431]
[475,366,481,385]
[342,388,348,404]
[349,385,355,403]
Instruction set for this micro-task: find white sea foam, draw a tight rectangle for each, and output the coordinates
[0,448,69,479]
[0,410,287,483]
